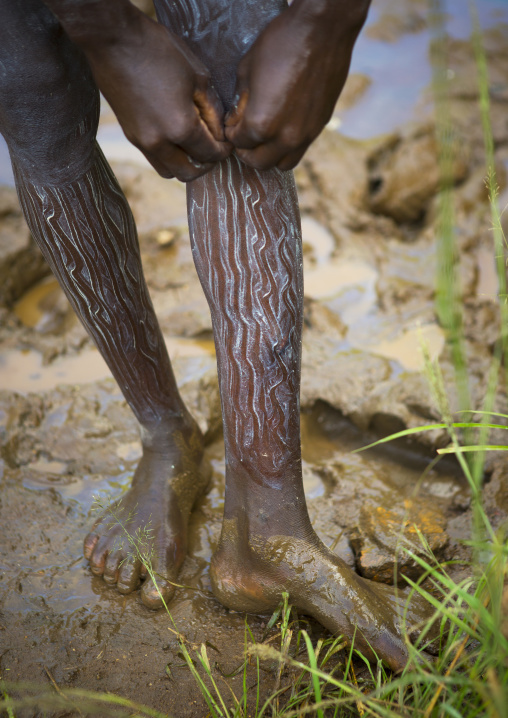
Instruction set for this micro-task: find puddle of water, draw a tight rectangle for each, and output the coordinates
[0,337,215,394]
[358,322,445,372]
[339,0,508,139]
[302,460,326,499]
[301,216,335,264]
[306,258,378,305]
[14,276,68,330]
[301,405,465,498]
[22,459,135,511]
[301,216,379,316]
[0,135,12,185]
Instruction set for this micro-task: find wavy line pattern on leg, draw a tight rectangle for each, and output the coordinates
[14,145,183,428]
[188,156,303,487]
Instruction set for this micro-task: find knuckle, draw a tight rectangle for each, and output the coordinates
[175,167,203,182]
[246,114,274,144]
[155,167,175,180]
[280,126,303,150]
[171,116,197,146]
[238,151,272,172]
[278,157,298,172]
[131,130,163,154]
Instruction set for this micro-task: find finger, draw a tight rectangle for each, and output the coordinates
[194,84,226,142]
[142,143,214,182]
[276,146,308,171]
[235,140,288,171]
[177,113,232,165]
[225,93,274,151]
[225,89,249,130]
[225,113,267,150]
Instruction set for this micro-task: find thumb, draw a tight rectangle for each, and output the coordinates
[225,88,249,145]
[194,82,227,143]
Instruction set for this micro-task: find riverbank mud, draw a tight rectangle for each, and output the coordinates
[1,0,508,715]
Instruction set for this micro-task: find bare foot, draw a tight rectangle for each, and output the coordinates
[84,420,210,608]
[211,521,435,672]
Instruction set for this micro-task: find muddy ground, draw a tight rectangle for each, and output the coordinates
[1,1,508,716]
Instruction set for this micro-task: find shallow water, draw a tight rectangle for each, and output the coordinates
[338,0,508,138]
[0,338,215,393]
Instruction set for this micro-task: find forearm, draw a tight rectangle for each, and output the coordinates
[292,0,371,36]
[41,0,142,49]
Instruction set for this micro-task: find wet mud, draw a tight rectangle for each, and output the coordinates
[2,0,508,714]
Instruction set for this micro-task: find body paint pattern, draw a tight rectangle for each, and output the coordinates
[188,156,303,486]
[14,146,181,428]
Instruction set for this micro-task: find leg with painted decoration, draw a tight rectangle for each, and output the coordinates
[156,0,436,672]
[0,0,209,608]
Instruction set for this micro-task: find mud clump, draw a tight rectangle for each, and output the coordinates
[0,186,49,307]
[350,498,448,585]
[366,0,427,43]
[366,124,470,224]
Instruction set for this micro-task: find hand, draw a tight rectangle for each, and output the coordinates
[225,0,369,171]
[85,13,232,181]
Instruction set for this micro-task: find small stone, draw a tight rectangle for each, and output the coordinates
[155,229,175,247]
[350,496,449,585]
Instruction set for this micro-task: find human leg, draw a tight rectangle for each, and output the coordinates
[155,0,432,670]
[0,0,208,607]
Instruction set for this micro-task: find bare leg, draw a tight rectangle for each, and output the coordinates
[0,0,208,607]
[157,0,433,670]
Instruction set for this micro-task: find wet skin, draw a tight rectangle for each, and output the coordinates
[1,0,437,671]
[212,525,435,674]
[84,417,210,608]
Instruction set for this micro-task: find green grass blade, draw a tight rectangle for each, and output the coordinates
[301,631,324,718]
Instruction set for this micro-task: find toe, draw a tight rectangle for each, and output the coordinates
[141,574,175,609]
[89,537,109,576]
[103,549,123,586]
[372,629,410,674]
[117,557,142,594]
[84,531,99,560]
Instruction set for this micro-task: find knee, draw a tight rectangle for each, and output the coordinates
[0,0,99,185]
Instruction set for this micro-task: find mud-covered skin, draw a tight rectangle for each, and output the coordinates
[85,419,210,608]
[211,521,434,673]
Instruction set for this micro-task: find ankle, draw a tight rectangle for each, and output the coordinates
[222,488,314,544]
[140,412,203,454]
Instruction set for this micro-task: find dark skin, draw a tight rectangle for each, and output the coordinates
[2,0,437,672]
[43,0,367,176]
